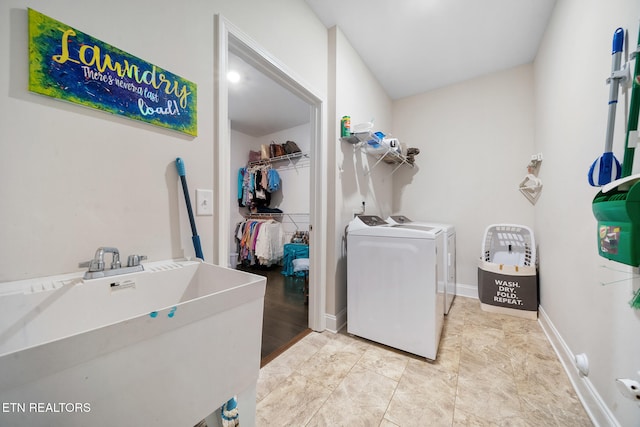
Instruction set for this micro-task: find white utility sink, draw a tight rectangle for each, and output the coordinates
[0,259,266,427]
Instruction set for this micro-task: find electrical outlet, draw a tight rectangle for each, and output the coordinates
[196,189,213,216]
[616,378,640,406]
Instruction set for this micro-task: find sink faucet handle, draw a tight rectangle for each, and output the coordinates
[127,254,147,267]
[79,259,104,272]
[111,252,121,270]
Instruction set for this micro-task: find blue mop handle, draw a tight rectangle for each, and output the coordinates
[176,158,204,260]
[612,27,624,54]
[604,28,624,152]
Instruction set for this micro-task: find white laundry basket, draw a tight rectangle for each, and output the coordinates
[478,224,538,319]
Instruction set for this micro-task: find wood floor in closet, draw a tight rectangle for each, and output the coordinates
[236,264,309,366]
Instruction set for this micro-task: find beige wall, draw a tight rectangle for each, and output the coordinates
[392,65,536,289]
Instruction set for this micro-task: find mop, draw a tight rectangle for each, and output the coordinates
[176,158,239,427]
[588,28,625,186]
[176,157,204,260]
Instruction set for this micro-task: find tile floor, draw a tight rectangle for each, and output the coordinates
[255,296,593,426]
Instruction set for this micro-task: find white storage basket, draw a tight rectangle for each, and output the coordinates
[482,224,536,267]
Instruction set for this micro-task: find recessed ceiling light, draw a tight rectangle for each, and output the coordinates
[227,70,241,83]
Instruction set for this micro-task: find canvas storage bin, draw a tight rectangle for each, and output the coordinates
[477,224,538,319]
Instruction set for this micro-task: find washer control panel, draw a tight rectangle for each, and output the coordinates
[390,215,412,224]
[356,215,388,226]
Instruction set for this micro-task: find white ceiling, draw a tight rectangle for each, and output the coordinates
[228,0,557,136]
[228,51,310,137]
[306,0,557,100]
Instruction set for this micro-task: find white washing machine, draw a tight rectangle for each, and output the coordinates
[387,215,457,314]
[347,215,444,360]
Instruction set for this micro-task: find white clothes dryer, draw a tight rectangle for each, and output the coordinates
[387,215,457,314]
[347,215,444,360]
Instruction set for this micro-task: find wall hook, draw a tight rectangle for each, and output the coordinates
[519,154,543,205]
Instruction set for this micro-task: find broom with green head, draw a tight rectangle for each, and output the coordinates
[624,24,640,310]
[621,24,640,179]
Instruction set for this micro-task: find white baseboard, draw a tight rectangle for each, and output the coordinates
[538,306,620,427]
[456,282,478,299]
[325,308,346,333]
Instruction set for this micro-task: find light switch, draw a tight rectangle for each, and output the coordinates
[196,189,213,216]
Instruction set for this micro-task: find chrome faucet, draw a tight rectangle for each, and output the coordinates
[88,247,121,272]
[80,247,146,280]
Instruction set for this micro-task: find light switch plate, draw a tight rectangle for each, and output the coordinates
[196,189,213,216]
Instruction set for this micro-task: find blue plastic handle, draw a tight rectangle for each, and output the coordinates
[175,157,186,177]
[612,28,624,54]
[191,235,204,260]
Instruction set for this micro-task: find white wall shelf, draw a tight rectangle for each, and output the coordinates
[364,146,414,176]
[247,151,308,168]
[341,131,414,176]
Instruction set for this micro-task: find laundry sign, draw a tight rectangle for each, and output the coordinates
[28,8,197,136]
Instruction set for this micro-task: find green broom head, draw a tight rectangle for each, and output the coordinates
[629,288,640,310]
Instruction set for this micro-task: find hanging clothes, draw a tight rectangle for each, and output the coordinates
[238,167,246,207]
[255,221,285,265]
[267,169,280,192]
[235,219,285,267]
[238,164,281,212]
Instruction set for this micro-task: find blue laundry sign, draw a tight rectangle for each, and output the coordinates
[28,8,198,136]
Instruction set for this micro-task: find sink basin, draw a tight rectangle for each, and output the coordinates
[0,259,266,426]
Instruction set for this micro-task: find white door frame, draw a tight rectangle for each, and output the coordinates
[214,15,326,331]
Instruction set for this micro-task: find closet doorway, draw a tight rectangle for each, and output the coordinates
[229,47,311,362]
[214,15,326,364]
